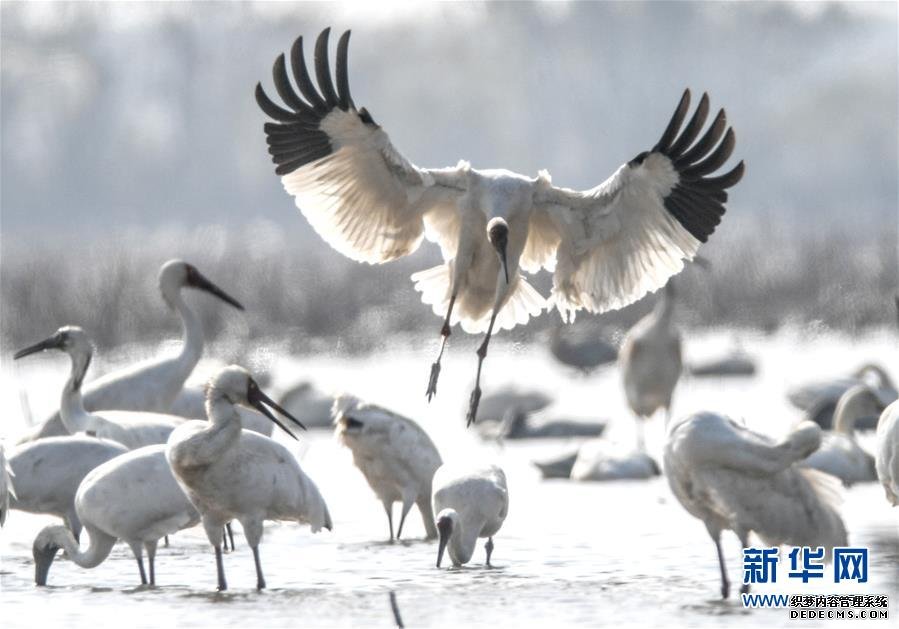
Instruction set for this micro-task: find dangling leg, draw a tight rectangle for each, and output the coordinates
[485,537,495,568]
[215,545,227,591]
[145,540,158,586]
[737,528,750,595]
[396,498,415,541]
[383,500,395,542]
[466,309,499,426]
[426,294,457,401]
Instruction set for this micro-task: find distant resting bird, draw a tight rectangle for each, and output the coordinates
[278,381,336,429]
[664,413,846,599]
[548,324,618,374]
[803,384,886,486]
[876,400,899,507]
[432,464,508,568]
[32,444,200,587]
[18,260,243,443]
[788,363,896,430]
[569,440,660,481]
[255,28,744,426]
[333,395,442,541]
[166,366,331,591]
[619,281,682,450]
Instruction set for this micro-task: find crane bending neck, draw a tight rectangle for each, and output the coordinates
[45,524,116,569]
[833,387,874,435]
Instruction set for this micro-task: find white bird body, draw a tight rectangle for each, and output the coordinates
[6,436,128,537]
[788,364,896,430]
[166,366,331,590]
[803,385,883,486]
[570,440,660,481]
[1,443,16,526]
[15,327,186,450]
[31,444,200,586]
[333,395,442,540]
[256,29,743,422]
[432,463,508,567]
[19,260,243,443]
[875,400,899,506]
[664,412,847,598]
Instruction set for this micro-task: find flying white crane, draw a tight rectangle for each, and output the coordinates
[619,281,682,450]
[20,260,243,442]
[166,366,332,591]
[875,400,899,507]
[333,395,442,541]
[5,436,128,538]
[432,463,508,568]
[664,413,847,599]
[255,28,744,424]
[1,444,16,526]
[32,444,200,587]
[804,384,885,486]
[15,327,186,449]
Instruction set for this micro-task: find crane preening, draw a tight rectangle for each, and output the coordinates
[256,28,744,425]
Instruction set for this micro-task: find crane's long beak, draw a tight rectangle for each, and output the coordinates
[247,381,307,439]
[14,335,62,360]
[188,271,244,311]
[436,531,448,568]
[435,515,452,568]
[499,246,509,285]
[33,543,60,586]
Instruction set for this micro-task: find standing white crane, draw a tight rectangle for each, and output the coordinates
[875,400,899,506]
[1,444,15,526]
[5,436,128,538]
[333,395,442,541]
[803,384,885,486]
[619,281,681,450]
[664,413,847,599]
[31,444,200,586]
[14,327,186,449]
[19,260,243,442]
[255,28,743,424]
[166,366,332,591]
[432,463,508,568]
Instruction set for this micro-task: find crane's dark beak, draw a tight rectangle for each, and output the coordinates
[33,543,60,586]
[435,515,452,568]
[487,219,510,285]
[499,246,509,285]
[247,380,307,438]
[186,267,244,310]
[14,335,63,360]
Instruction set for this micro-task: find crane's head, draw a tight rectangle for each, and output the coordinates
[158,260,244,311]
[14,326,94,387]
[435,508,459,568]
[208,365,307,437]
[32,525,65,586]
[486,217,509,284]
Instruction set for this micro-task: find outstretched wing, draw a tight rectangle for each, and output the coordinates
[530,89,744,320]
[256,29,465,264]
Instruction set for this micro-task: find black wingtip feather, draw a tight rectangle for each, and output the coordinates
[653,88,691,154]
[335,30,354,110]
[314,28,340,108]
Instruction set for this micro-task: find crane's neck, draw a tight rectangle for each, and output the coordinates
[180,395,242,467]
[167,287,205,382]
[833,388,873,435]
[44,525,116,569]
[59,347,94,435]
[652,287,675,328]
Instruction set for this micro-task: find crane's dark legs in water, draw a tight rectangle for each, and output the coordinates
[146,540,157,586]
[466,310,499,426]
[136,554,148,586]
[384,500,395,542]
[737,529,750,595]
[215,545,227,591]
[427,294,457,401]
[712,532,729,599]
[252,545,266,590]
[485,537,495,567]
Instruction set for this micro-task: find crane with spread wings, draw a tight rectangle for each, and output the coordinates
[255,28,744,426]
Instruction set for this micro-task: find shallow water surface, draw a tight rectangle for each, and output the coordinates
[1,330,897,627]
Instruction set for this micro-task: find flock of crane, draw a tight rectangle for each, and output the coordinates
[2,26,898,606]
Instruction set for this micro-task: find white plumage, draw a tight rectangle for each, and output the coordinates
[6,436,128,538]
[1,443,17,526]
[664,412,847,599]
[570,440,660,481]
[619,282,682,449]
[169,383,274,436]
[19,260,243,442]
[787,363,896,429]
[875,400,899,506]
[166,365,331,591]
[14,327,185,450]
[432,463,508,567]
[31,444,200,586]
[255,28,743,423]
[333,395,442,540]
[803,384,884,486]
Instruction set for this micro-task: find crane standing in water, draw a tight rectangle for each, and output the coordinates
[255,28,744,425]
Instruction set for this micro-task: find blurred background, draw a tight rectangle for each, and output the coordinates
[1,0,897,354]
